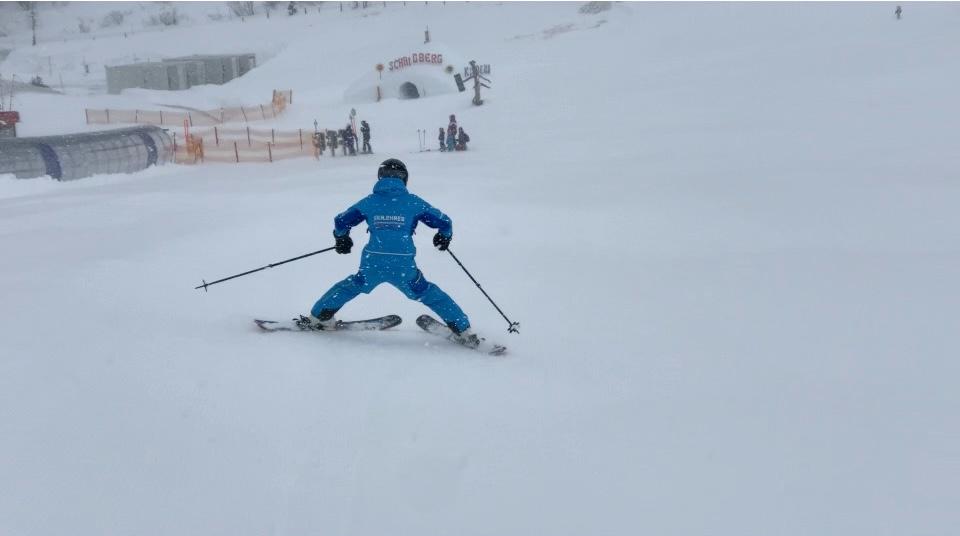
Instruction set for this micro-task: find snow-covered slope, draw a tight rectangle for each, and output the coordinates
[2,3,959,536]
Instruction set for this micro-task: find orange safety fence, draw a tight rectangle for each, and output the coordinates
[172,125,316,164]
[85,90,293,126]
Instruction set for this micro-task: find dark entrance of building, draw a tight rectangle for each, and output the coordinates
[399,82,420,99]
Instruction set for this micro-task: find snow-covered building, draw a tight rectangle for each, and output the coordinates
[343,43,466,103]
[105,54,256,94]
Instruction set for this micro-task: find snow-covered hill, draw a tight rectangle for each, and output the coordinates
[2,3,959,536]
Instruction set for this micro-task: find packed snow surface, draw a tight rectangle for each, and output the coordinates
[2,3,959,535]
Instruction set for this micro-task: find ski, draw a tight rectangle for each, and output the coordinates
[254,315,402,332]
[415,314,507,356]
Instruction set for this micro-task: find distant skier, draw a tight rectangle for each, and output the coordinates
[304,159,479,345]
[360,120,372,154]
[895,5,902,19]
[438,127,446,151]
[446,114,457,152]
[337,128,347,156]
[327,129,339,157]
[455,127,470,151]
[338,129,345,155]
[343,125,357,155]
[311,131,325,160]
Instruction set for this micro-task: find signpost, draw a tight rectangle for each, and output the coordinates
[463,60,491,106]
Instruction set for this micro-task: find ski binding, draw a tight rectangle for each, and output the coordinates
[416,314,507,356]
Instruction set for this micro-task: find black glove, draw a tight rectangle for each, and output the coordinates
[335,233,353,254]
[433,232,451,251]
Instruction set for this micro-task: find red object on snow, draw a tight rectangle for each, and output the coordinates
[0,111,20,126]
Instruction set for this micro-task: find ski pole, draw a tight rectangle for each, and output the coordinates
[195,246,336,292]
[446,249,520,334]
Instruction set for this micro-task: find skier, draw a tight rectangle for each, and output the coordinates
[360,120,372,153]
[455,127,470,151]
[311,130,325,160]
[895,5,902,19]
[438,127,446,152]
[338,128,348,156]
[446,114,457,152]
[327,129,339,157]
[346,124,358,155]
[304,159,479,346]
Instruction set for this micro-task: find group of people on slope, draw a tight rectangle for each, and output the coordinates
[312,113,471,159]
[312,120,373,159]
[439,114,470,152]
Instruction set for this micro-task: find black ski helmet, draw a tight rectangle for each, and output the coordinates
[378,158,408,184]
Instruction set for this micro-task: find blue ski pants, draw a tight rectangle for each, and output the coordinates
[311,250,470,333]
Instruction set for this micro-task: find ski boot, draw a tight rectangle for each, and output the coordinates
[294,309,338,331]
[449,326,482,349]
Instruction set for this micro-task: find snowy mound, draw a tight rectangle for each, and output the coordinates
[343,42,467,103]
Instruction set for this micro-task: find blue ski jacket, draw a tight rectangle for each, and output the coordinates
[333,177,452,256]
